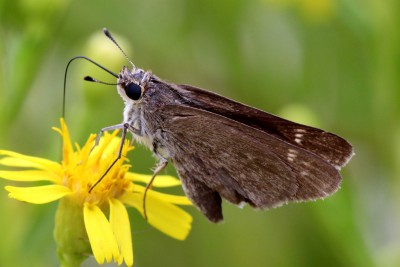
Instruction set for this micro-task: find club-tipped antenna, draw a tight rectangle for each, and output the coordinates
[103,28,136,69]
[63,56,118,118]
[84,76,119,86]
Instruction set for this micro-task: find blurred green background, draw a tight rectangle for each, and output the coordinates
[1,0,399,266]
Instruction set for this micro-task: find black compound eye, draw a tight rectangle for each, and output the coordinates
[124,83,142,100]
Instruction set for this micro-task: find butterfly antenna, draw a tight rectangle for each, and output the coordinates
[84,76,119,85]
[103,28,136,69]
[63,56,118,118]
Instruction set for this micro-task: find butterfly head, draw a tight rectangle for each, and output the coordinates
[117,66,150,103]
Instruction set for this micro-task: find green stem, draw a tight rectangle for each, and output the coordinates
[54,197,92,267]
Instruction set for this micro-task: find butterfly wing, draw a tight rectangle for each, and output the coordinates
[159,104,344,222]
[177,84,354,169]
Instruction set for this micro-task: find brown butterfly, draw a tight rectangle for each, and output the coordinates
[66,28,354,222]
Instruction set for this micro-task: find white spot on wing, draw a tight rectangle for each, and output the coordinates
[300,171,309,176]
[293,131,305,144]
[302,161,310,167]
[287,148,298,162]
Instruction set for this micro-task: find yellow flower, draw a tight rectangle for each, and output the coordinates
[0,119,192,267]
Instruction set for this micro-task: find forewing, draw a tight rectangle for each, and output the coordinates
[177,84,354,169]
[159,105,342,222]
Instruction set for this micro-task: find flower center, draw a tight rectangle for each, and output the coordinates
[61,132,134,206]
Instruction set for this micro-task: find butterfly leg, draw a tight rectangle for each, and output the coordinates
[143,158,168,220]
[91,123,125,152]
[89,123,133,192]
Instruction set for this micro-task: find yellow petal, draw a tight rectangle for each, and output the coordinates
[0,151,61,174]
[121,190,193,240]
[5,185,71,204]
[134,185,192,205]
[102,133,122,156]
[0,170,61,183]
[84,203,120,264]
[91,131,119,160]
[59,118,74,165]
[109,198,133,267]
[125,173,182,187]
